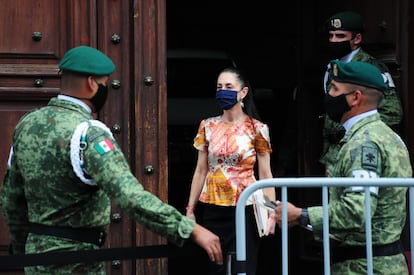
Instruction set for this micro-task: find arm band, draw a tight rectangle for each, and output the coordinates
[299,208,309,226]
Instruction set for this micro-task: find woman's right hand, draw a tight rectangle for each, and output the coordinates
[186,209,196,221]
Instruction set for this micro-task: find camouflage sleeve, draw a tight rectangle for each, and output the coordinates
[1,148,29,254]
[361,55,403,127]
[83,126,195,246]
[308,192,378,241]
[377,81,403,128]
[320,116,345,166]
[309,141,382,241]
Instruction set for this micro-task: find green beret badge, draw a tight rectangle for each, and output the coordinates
[331,19,342,29]
[333,63,338,77]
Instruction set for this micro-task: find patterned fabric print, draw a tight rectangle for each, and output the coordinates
[1,98,195,269]
[320,48,403,168]
[193,116,272,206]
[25,234,105,275]
[331,254,408,275]
[308,113,412,274]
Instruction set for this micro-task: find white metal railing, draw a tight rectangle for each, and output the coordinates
[234,177,414,275]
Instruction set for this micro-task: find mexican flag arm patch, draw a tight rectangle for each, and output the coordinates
[94,139,115,155]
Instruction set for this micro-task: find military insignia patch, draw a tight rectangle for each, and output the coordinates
[332,18,342,29]
[361,146,378,169]
[95,139,115,155]
[333,63,338,77]
[88,131,106,142]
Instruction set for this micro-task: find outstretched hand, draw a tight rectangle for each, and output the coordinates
[274,201,302,228]
[191,223,223,265]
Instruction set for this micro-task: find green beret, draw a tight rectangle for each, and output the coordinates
[330,60,386,92]
[58,46,115,76]
[326,11,364,32]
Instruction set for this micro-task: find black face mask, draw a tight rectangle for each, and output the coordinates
[90,80,109,113]
[328,40,352,59]
[324,92,353,123]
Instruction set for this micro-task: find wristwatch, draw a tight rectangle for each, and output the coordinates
[299,208,309,226]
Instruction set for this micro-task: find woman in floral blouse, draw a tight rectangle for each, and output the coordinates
[186,67,276,275]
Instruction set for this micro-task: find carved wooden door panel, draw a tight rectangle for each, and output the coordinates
[0,0,168,274]
[0,3,75,268]
[0,0,106,272]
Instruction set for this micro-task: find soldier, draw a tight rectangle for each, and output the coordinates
[274,60,412,274]
[1,46,222,274]
[320,11,403,174]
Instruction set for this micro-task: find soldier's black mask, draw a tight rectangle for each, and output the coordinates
[324,91,353,123]
[90,79,109,113]
[328,40,352,59]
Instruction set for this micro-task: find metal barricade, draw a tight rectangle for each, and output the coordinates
[234,177,414,275]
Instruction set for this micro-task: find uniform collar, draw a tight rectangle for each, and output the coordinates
[343,109,378,132]
[342,47,360,62]
[57,94,92,113]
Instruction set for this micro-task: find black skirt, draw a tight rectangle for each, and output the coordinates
[198,202,260,275]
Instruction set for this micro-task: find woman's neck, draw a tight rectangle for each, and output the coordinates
[221,109,246,123]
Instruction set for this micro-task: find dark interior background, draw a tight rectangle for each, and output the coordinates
[166,2,324,274]
[165,1,400,274]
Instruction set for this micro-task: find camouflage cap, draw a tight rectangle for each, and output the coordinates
[59,46,115,76]
[330,60,386,92]
[326,11,364,32]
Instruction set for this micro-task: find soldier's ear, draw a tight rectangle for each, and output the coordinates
[351,90,363,105]
[86,76,97,93]
[352,33,362,46]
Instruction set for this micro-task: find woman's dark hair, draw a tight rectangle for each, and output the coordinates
[218,67,262,120]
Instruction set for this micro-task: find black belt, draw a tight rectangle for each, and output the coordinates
[0,241,205,270]
[331,240,404,263]
[29,223,106,247]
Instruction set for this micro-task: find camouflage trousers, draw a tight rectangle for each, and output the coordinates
[24,234,106,275]
[25,262,106,275]
[331,253,408,275]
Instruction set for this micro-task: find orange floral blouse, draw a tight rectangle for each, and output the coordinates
[193,115,272,206]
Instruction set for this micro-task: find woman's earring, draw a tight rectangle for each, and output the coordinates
[241,101,244,108]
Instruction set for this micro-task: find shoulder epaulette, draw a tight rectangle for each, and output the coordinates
[70,120,113,185]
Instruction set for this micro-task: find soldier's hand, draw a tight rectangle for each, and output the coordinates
[274,201,302,227]
[191,223,223,265]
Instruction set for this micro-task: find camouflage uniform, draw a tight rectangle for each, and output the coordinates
[309,112,411,274]
[321,48,403,170]
[1,97,194,274]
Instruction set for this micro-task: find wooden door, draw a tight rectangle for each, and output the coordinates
[0,0,113,272]
[0,0,168,274]
[130,0,168,274]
